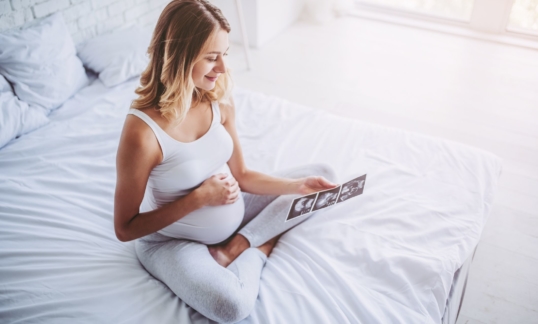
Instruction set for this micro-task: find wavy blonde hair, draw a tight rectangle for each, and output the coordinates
[131,0,233,124]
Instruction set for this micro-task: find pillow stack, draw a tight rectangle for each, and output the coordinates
[0,75,49,148]
[0,12,89,112]
[76,25,153,87]
[0,12,89,148]
[0,12,153,149]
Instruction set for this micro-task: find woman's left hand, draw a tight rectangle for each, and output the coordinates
[297,176,339,195]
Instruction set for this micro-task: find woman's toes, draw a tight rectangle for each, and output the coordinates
[208,246,219,260]
[208,246,231,268]
[258,235,282,257]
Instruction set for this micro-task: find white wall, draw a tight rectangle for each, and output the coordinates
[0,0,304,47]
[257,0,304,47]
[212,0,305,48]
[210,0,259,47]
[0,0,172,44]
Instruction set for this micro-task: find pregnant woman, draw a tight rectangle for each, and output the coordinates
[114,1,338,323]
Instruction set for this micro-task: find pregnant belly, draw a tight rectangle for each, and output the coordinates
[157,193,245,245]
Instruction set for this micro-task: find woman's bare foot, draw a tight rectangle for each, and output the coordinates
[257,234,282,258]
[208,234,283,267]
[208,244,231,268]
[208,234,250,268]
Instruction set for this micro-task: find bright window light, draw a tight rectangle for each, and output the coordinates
[358,0,475,21]
[507,0,538,35]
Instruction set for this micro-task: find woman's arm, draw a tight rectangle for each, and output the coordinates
[236,169,302,195]
[114,115,205,242]
[221,98,337,196]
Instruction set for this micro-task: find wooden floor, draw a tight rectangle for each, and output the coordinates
[226,16,538,323]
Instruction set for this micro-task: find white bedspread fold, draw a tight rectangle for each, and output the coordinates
[0,79,502,323]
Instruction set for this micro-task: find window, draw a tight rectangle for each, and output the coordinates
[360,0,475,21]
[507,0,538,35]
[353,0,538,48]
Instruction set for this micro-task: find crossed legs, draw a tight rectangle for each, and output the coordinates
[134,163,338,323]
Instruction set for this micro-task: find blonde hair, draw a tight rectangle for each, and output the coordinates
[131,0,233,124]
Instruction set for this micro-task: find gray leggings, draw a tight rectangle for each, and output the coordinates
[134,163,338,323]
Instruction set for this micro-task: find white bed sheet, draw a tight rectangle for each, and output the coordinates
[0,77,502,323]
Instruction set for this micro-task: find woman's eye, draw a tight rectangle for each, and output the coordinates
[207,53,227,62]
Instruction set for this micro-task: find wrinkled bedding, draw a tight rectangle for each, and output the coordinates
[0,76,502,323]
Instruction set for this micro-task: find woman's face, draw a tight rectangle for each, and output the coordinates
[192,28,229,91]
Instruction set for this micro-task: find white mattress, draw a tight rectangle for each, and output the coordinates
[0,76,502,323]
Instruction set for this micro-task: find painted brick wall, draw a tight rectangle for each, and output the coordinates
[0,0,172,44]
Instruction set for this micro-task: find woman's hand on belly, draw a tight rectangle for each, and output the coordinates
[196,173,241,206]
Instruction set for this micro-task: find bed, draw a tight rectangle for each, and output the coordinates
[0,14,502,324]
[0,73,502,323]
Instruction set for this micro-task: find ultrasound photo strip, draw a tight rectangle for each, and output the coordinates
[285,186,341,222]
[337,174,366,204]
[285,192,319,222]
[285,174,367,222]
[312,185,342,212]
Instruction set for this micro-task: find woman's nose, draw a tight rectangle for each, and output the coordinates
[214,55,226,73]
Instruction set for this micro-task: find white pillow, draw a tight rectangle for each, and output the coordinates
[0,12,89,112]
[0,74,49,149]
[77,25,152,87]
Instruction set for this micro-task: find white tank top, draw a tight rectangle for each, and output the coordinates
[128,101,245,245]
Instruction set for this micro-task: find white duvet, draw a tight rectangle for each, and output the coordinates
[0,76,502,323]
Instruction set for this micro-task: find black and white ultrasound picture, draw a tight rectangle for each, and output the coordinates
[286,192,318,222]
[312,185,342,212]
[336,174,366,203]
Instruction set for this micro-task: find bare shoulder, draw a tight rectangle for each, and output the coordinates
[119,110,162,165]
[218,98,236,125]
[123,112,156,145]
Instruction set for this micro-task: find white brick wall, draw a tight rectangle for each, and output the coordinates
[0,0,173,44]
[33,0,70,18]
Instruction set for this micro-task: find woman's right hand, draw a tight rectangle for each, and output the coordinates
[196,173,241,206]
